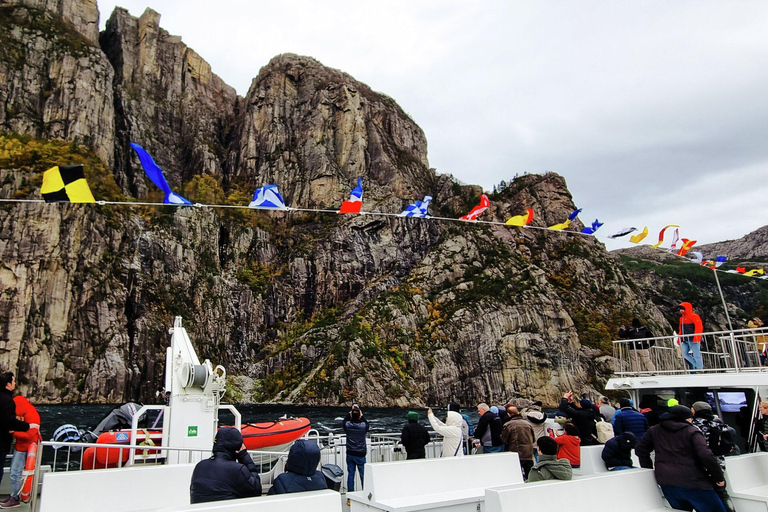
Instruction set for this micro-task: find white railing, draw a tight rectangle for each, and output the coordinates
[612,327,768,376]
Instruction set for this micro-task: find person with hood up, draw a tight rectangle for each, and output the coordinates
[613,398,649,441]
[448,402,473,454]
[678,302,704,371]
[636,405,726,512]
[558,391,598,446]
[2,396,40,508]
[190,427,262,504]
[427,407,465,457]
[268,440,327,495]
[601,431,637,471]
[400,411,431,460]
[474,403,504,453]
[527,436,572,482]
[341,404,369,491]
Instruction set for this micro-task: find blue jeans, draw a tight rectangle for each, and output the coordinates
[609,465,633,471]
[482,445,504,453]
[681,340,703,370]
[10,449,26,498]
[346,454,366,491]
[660,485,726,512]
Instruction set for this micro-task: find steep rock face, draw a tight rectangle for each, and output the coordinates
[697,225,768,261]
[235,54,432,209]
[0,3,115,165]
[100,8,240,196]
[3,0,99,43]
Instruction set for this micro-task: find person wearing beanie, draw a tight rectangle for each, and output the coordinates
[636,405,726,512]
[691,402,733,470]
[2,396,40,508]
[601,431,637,470]
[400,411,430,460]
[558,391,598,446]
[190,427,262,503]
[342,404,370,491]
[268,439,327,495]
[678,302,704,371]
[527,437,572,482]
[613,397,649,442]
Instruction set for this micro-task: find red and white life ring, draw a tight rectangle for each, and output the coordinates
[19,441,37,502]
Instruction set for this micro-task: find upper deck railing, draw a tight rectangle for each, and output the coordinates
[612,326,768,377]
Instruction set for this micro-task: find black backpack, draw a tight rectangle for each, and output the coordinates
[709,421,735,456]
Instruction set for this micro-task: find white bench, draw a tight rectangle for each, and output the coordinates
[141,490,341,512]
[724,453,768,511]
[573,444,640,476]
[486,468,668,512]
[39,463,197,512]
[347,453,524,512]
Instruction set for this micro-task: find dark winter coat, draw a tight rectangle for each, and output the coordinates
[342,414,370,457]
[401,420,431,460]
[0,388,29,452]
[269,440,327,495]
[636,418,724,490]
[601,431,637,469]
[613,407,649,442]
[475,410,503,448]
[190,428,262,504]
[500,415,535,461]
[558,399,598,446]
[692,410,728,469]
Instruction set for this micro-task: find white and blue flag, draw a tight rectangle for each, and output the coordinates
[399,196,432,217]
[249,184,288,210]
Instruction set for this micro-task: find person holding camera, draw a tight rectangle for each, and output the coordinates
[342,404,369,491]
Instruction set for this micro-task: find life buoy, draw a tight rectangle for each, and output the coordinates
[19,442,37,502]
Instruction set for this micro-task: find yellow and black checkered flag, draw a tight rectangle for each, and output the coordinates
[40,165,95,203]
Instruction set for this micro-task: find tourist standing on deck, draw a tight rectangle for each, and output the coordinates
[2,396,40,508]
[448,402,473,454]
[619,318,656,372]
[401,411,431,460]
[190,427,261,503]
[598,396,616,423]
[636,405,726,512]
[475,403,504,453]
[613,398,649,441]
[527,437,572,482]
[342,404,369,491]
[427,407,465,457]
[692,402,737,512]
[268,439,327,495]
[0,373,29,493]
[500,406,535,479]
[678,302,704,371]
[558,391,598,445]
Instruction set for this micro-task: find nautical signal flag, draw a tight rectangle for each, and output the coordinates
[630,227,649,244]
[505,208,534,227]
[460,194,490,221]
[609,227,637,239]
[130,143,191,205]
[400,196,432,217]
[650,224,679,249]
[339,177,363,214]
[249,184,287,210]
[548,219,570,231]
[677,238,696,257]
[40,164,95,203]
[581,219,603,235]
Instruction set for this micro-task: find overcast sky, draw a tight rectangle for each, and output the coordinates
[97,1,768,252]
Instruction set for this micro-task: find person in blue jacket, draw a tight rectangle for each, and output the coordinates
[269,440,327,494]
[342,404,369,491]
[613,398,650,441]
[190,427,262,504]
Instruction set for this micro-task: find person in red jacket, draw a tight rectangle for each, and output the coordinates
[550,422,581,468]
[1,396,39,508]
[678,302,704,371]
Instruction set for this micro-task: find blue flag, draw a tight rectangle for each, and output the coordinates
[399,196,432,218]
[568,208,583,221]
[130,143,191,205]
[581,219,603,235]
[249,184,287,210]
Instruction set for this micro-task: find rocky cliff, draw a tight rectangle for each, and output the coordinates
[1,2,766,407]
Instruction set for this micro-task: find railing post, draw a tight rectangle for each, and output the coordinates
[729,332,740,372]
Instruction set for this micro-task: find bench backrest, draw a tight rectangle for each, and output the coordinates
[724,453,768,492]
[573,444,641,476]
[364,453,524,501]
[143,490,341,512]
[486,469,663,512]
[40,463,196,512]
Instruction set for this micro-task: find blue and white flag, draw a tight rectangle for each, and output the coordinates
[581,219,603,235]
[399,196,432,218]
[249,184,288,210]
[715,256,727,268]
[130,143,191,205]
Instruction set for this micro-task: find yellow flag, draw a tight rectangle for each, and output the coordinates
[745,269,765,276]
[629,226,649,244]
[41,164,95,203]
[505,209,534,227]
[548,219,571,231]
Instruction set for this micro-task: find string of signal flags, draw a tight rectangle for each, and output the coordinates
[1,142,766,282]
